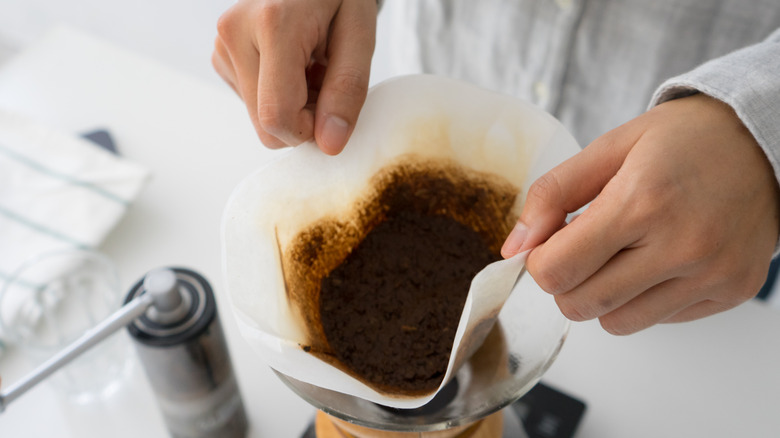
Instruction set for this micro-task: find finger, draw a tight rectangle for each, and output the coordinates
[501,126,642,258]
[549,245,674,320]
[662,300,737,324]
[595,276,707,335]
[217,13,287,149]
[256,20,314,146]
[212,37,239,94]
[236,50,288,149]
[525,185,644,295]
[314,0,377,155]
[659,250,768,325]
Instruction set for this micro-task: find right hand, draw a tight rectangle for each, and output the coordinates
[212,0,378,155]
[501,94,780,335]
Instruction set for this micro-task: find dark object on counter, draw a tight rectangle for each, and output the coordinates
[511,382,586,438]
[81,129,119,155]
[125,268,248,438]
[756,257,779,301]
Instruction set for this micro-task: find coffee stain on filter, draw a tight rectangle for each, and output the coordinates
[278,155,520,395]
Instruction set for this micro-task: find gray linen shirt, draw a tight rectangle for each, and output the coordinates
[384,0,780,188]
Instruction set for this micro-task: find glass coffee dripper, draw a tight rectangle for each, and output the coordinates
[276,270,570,434]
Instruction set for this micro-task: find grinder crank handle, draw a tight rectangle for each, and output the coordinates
[0,292,155,413]
[0,268,185,413]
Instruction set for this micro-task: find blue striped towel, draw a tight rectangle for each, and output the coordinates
[0,110,150,352]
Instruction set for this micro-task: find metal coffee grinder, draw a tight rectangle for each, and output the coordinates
[0,266,249,438]
[124,267,248,438]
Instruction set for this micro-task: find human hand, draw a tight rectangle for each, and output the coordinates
[502,94,780,334]
[212,0,377,154]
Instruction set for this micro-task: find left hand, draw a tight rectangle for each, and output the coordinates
[211,0,377,155]
[502,94,780,335]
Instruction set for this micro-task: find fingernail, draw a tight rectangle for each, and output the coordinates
[501,221,528,258]
[320,115,349,154]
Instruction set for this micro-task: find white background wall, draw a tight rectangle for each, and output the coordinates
[0,0,399,88]
[0,1,233,85]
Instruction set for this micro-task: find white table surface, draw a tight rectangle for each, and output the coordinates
[0,26,779,438]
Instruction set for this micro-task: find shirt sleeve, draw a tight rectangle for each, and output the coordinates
[650,29,780,255]
[650,28,780,184]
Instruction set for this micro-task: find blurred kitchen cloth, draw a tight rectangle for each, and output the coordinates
[0,110,150,354]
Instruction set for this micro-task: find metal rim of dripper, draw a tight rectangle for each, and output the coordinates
[272,319,571,433]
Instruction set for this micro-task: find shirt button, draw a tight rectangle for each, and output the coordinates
[533,81,550,105]
[555,0,573,11]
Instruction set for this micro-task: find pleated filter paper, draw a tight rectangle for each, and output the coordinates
[221,75,580,408]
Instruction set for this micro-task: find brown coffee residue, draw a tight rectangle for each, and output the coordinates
[321,211,498,394]
[280,155,519,396]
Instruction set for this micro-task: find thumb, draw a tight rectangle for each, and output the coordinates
[501,129,636,258]
[314,0,377,155]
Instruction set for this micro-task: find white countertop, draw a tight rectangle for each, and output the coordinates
[0,26,778,438]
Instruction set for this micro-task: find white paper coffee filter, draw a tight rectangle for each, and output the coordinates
[221,75,580,408]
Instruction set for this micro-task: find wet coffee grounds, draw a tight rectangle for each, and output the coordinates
[280,158,519,395]
[320,210,500,394]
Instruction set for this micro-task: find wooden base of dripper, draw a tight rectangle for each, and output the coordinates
[314,409,503,438]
